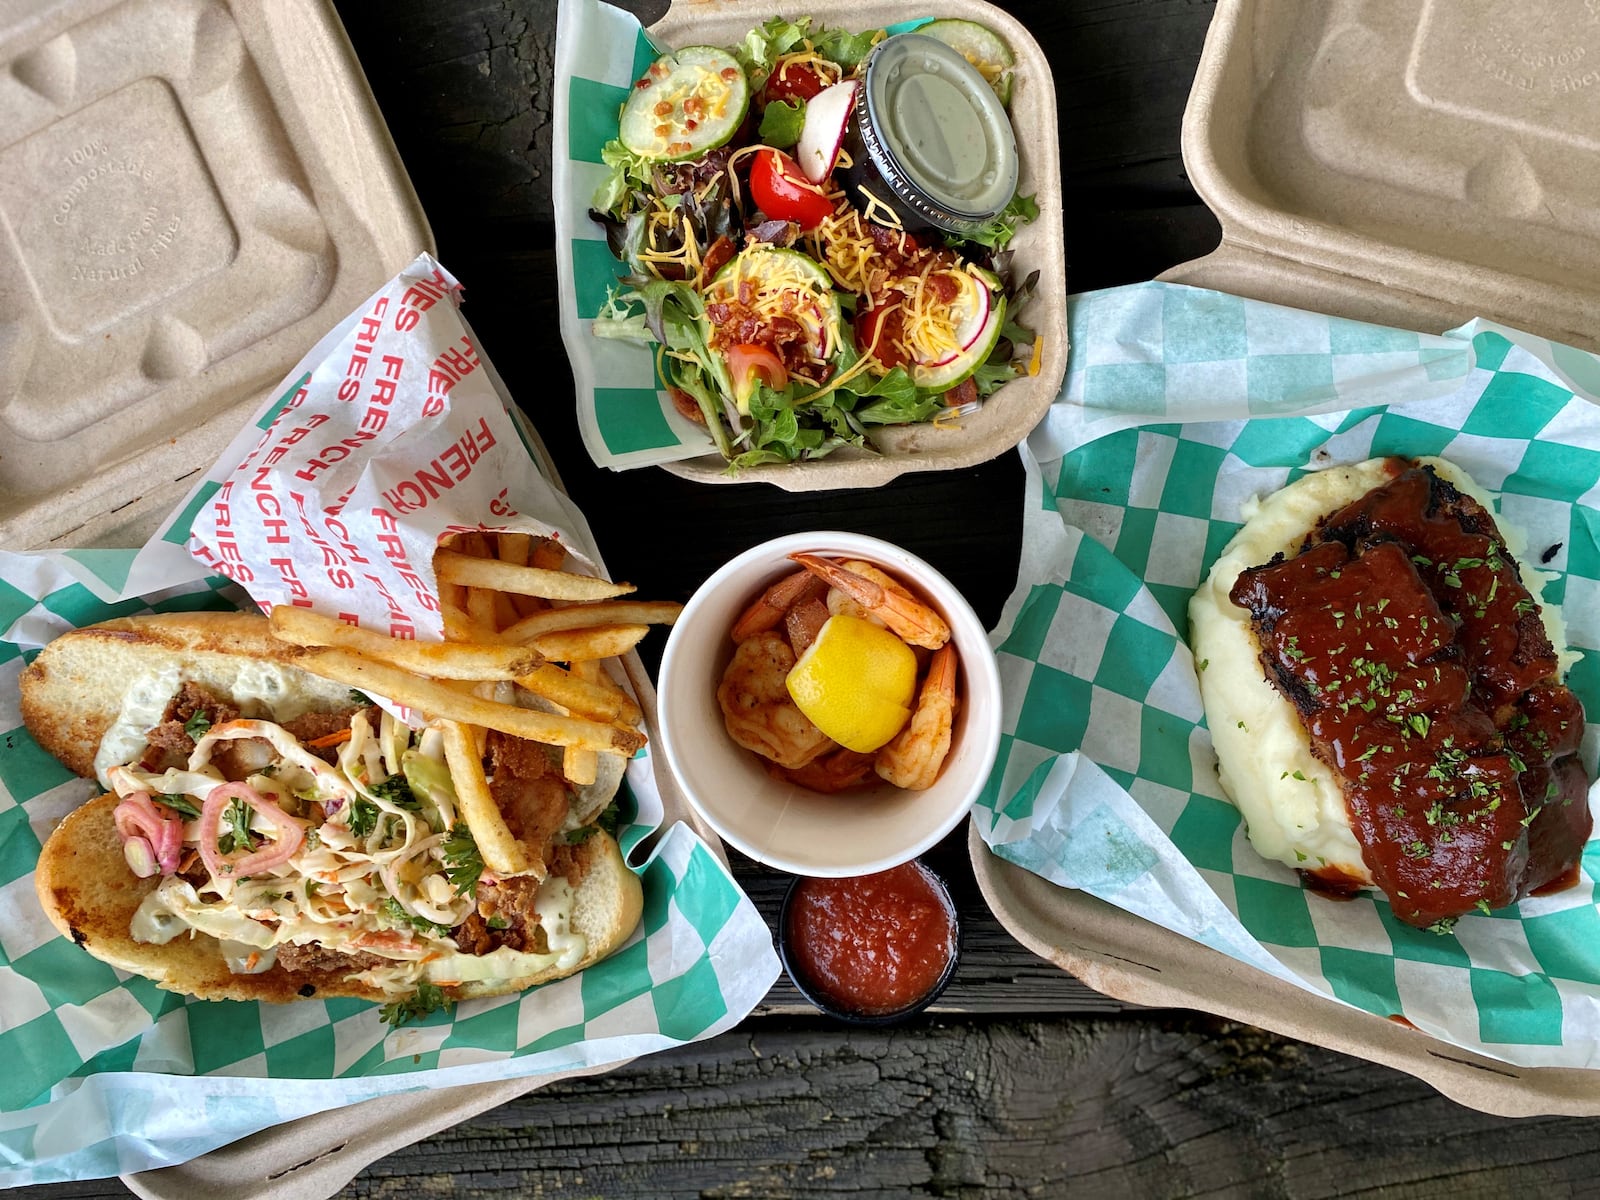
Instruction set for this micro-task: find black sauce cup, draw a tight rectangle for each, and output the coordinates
[776,862,963,1026]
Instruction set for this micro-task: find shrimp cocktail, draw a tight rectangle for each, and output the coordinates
[717,553,960,792]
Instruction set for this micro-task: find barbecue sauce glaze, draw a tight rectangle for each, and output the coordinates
[1229,460,1590,928]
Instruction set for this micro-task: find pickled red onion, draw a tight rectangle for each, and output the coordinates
[112,792,182,877]
[199,782,305,880]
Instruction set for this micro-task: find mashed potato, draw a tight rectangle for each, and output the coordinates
[1189,456,1568,883]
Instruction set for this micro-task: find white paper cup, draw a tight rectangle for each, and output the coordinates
[657,532,1002,877]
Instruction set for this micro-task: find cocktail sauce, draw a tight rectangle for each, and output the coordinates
[784,862,957,1017]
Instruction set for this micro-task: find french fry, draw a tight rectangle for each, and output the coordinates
[440,719,533,877]
[440,598,479,642]
[563,745,599,787]
[269,607,543,680]
[466,584,499,634]
[516,663,642,725]
[301,650,646,755]
[493,590,520,631]
[562,659,612,786]
[500,600,683,645]
[531,624,650,662]
[435,549,634,601]
[531,539,566,571]
[496,532,531,567]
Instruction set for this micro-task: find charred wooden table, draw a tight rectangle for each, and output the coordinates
[27,0,1600,1196]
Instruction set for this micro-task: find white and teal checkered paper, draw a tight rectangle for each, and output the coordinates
[0,319,779,1188]
[974,282,1600,1068]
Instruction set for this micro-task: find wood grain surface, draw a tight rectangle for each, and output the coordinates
[20,0,1600,1197]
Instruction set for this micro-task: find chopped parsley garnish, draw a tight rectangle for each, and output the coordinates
[443,823,485,896]
[349,690,374,707]
[183,710,212,740]
[1425,917,1459,936]
[380,981,452,1028]
[1408,714,1431,739]
[1405,840,1431,860]
[1474,899,1493,917]
[487,914,511,930]
[346,797,380,840]
[154,793,202,820]
[218,796,257,856]
[370,774,421,810]
[381,898,453,939]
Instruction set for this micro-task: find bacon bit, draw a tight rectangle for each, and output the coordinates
[653,100,672,116]
[307,728,353,749]
[655,123,670,138]
[944,377,979,408]
[245,952,261,971]
[720,67,739,81]
[634,77,651,90]
[926,271,960,304]
[698,235,735,287]
[684,95,705,117]
[667,140,692,155]
[668,387,707,425]
[651,62,669,77]
[685,119,699,131]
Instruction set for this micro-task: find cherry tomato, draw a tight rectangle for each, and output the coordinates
[725,342,790,405]
[854,304,909,371]
[764,59,831,104]
[749,149,835,231]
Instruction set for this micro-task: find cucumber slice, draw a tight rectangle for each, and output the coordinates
[912,293,1006,391]
[620,47,750,162]
[701,247,842,413]
[915,19,1015,106]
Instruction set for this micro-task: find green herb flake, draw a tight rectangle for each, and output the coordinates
[183,710,212,740]
[346,797,380,840]
[155,793,202,820]
[443,823,485,896]
[380,981,452,1029]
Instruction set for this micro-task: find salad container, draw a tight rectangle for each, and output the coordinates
[553,0,1068,488]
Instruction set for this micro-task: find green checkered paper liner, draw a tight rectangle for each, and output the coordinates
[973,282,1600,1069]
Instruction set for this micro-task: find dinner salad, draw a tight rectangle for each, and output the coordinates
[589,15,1039,469]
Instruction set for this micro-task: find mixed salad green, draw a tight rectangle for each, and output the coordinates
[589,15,1039,470]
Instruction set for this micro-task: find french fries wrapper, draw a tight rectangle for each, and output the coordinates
[0,252,779,1186]
[974,281,1600,1069]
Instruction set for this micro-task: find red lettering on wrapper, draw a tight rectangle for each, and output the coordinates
[287,492,354,591]
[423,337,480,417]
[271,557,308,600]
[393,269,455,332]
[370,506,439,615]
[337,297,389,400]
[377,418,496,514]
[324,514,371,566]
[293,431,377,482]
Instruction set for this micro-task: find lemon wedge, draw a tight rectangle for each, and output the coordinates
[785,615,917,753]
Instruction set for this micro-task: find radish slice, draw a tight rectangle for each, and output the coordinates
[795,81,857,184]
[199,782,305,881]
[923,280,992,368]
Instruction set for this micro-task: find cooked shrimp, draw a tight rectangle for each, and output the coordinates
[731,569,825,642]
[717,631,835,769]
[773,746,877,793]
[875,644,959,790]
[790,554,952,650]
